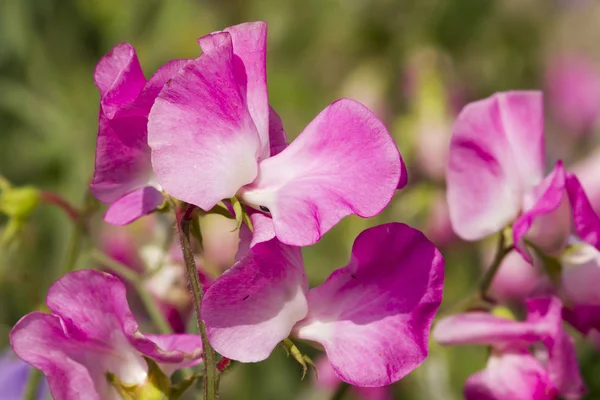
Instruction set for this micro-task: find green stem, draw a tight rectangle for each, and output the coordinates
[174,202,217,400]
[331,382,351,400]
[91,249,172,335]
[23,367,43,400]
[478,232,513,302]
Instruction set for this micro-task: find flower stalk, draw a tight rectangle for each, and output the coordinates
[174,201,218,400]
[478,230,514,302]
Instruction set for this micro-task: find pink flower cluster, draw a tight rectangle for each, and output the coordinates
[8,21,444,399]
[8,20,600,400]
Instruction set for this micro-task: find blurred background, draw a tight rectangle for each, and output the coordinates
[2,0,600,398]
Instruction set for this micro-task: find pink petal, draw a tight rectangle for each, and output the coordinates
[148,32,261,211]
[240,99,402,246]
[91,112,154,204]
[198,22,270,159]
[561,241,600,306]
[294,223,444,386]
[268,106,287,156]
[141,334,203,375]
[201,239,308,362]
[91,59,188,206]
[489,250,546,303]
[434,298,562,350]
[464,351,557,400]
[513,162,570,262]
[10,313,106,400]
[570,149,600,217]
[103,186,164,226]
[94,43,145,118]
[433,312,547,350]
[47,270,200,365]
[447,91,545,240]
[565,172,600,249]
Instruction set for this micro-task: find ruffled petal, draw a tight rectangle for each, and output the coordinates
[91,112,154,204]
[202,239,308,362]
[10,312,111,400]
[141,334,203,375]
[240,99,402,246]
[198,22,270,159]
[148,32,261,210]
[94,43,145,118]
[447,91,545,240]
[513,162,570,262]
[464,351,557,400]
[565,172,600,249]
[103,186,164,226]
[91,57,187,206]
[293,223,443,386]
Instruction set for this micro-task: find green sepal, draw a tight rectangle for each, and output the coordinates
[229,197,253,232]
[281,338,317,380]
[491,305,516,321]
[0,185,40,218]
[527,241,562,286]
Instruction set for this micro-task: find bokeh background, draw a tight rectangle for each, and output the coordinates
[2,0,600,398]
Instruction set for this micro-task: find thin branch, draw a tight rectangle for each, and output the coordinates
[173,200,217,400]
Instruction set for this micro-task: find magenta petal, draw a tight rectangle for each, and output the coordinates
[433,312,548,350]
[198,22,270,159]
[513,162,569,262]
[149,32,261,210]
[202,239,308,362]
[240,99,402,246]
[91,112,154,204]
[294,223,444,386]
[140,334,203,374]
[447,91,545,240]
[528,298,586,398]
[94,43,145,118]
[565,172,600,249]
[103,186,164,226]
[11,313,104,400]
[464,352,557,400]
[268,106,288,156]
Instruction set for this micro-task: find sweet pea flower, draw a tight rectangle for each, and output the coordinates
[148,22,405,247]
[0,349,48,400]
[446,91,599,262]
[91,43,191,225]
[434,297,585,400]
[10,269,203,400]
[201,222,443,386]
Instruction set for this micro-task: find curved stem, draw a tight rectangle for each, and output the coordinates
[91,249,172,335]
[478,232,513,302]
[23,367,43,400]
[173,202,217,400]
[40,191,81,221]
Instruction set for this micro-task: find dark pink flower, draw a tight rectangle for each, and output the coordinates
[434,297,585,400]
[10,270,202,400]
[201,223,443,386]
[91,43,190,225]
[148,22,405,247]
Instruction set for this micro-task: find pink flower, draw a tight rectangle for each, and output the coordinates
[546,54,600,135]
[446,91,599,262]
[91,43,191,225]
[10,269,203,400]
[148,22,405,247]
[434,297,586,400]
[201,223,443,386]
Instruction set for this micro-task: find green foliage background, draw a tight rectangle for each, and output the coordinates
[1,0,600,398]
